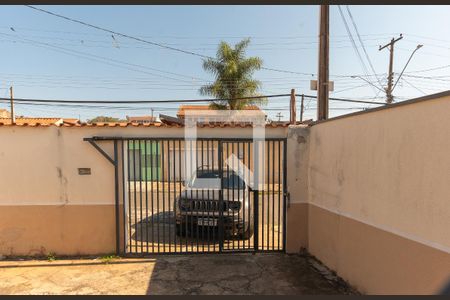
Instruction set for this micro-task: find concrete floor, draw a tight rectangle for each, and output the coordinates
[0,253,357,295]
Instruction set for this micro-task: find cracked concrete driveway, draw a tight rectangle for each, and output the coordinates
[0,253,357,295]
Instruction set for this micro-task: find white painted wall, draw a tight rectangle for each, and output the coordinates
[0,126,287,206]
[307,96,450,252]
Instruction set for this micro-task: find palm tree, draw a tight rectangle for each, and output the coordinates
[200,38,265,110]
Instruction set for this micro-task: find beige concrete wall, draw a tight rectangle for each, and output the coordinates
[308,96,450,253]
[285,125,310,252]
[286,95,450,294]
[0,205,115,256]
[308,204,450,295]
[0,125,287,256]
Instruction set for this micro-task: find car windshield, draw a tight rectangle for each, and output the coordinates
[188,170,245,189]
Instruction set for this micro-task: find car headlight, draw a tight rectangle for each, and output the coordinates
[227,201,241,211]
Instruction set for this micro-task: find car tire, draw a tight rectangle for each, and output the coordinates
[241,221,254,239]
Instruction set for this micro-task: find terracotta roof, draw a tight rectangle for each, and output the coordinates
[63,118,81,125]
[0,117,63,126]
[0,120,289,128]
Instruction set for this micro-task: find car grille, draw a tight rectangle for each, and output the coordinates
[180,199,240,212]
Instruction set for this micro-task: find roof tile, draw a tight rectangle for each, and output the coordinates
[0,120,289,128]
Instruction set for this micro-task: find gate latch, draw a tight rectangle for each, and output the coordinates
[285,191,291,208]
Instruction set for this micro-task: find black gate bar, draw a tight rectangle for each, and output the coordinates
[85,136,287,256]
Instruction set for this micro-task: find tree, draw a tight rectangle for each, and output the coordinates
[200,38,265,110]
[87,116,124,123]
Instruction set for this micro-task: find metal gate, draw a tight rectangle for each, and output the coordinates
[86,137,286,255]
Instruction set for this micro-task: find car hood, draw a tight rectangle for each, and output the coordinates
[179,189,246,201]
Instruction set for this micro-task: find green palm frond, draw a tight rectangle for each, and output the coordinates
[200,38,264,110]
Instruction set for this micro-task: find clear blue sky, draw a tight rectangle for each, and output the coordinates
[0,5,449,121]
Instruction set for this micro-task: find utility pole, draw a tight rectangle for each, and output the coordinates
[276,112,283,122]
[9,86,15,124]
[317,4,330,120]
[300,94,305,123]
[379,34,403,104]
[289,89,296,124]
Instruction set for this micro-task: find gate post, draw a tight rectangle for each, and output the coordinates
[113,140,120,255]
[253,189,259,252]
[218,141,224,252]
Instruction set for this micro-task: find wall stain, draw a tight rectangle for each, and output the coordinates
[337,169,344,186]
[56,167,69,204]
[297,135,306,144]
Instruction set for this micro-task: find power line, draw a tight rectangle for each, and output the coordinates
[337,6,378,96]
[0,25,400,40]
[0,32,205,83]
[406,64,450,74]
[25,5,213,59]
[17,7,450,83]
[399,78,427,95]
[0,30,391,47]
[23,5,339,77]
[1,100,369,113]
[298,94,387,105]
[1,35,372,86]
[0,93,386,107]
[0,70,387,83]
[18,5,437,102]
[10,8,397,80]
[0,94,290,104]
[331,83,371,94]
[345,6,384,90]
[3,38,384,52]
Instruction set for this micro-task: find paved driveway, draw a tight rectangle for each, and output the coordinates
[127,188,285,253]
[0,253,357,295]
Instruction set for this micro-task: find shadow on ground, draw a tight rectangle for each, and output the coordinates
[0,253,358,295]
[146,253,358,295]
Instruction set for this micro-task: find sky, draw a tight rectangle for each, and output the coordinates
[0,5,450,121]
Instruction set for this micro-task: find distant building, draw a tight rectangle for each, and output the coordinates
[0,109,11,118]
[176,105,262,119]
[126,115,156,124]
[159,104,266,126]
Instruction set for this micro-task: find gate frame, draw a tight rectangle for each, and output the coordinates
[84,136,287,256]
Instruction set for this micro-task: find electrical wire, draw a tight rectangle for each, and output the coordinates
[0,94,290,104]
[337,6,378,96]
[405,64,450,74]
[0,25,400,40]
[0,100,370,113]
[399,78,427,95]
[345,6,384,90]
[23,5,360,77]
[0,32,205,83]
[298,94,386,105]
[331,83,371,94]
[0,30,390,47]
[0,93,386,107]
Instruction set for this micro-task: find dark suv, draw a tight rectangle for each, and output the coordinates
[175,168,254,239]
